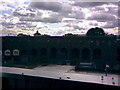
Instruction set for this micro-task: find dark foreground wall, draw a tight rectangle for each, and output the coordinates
[2,73,120,89]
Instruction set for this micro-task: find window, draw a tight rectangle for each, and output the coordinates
[5,50,11,56]
[13,49,19,56]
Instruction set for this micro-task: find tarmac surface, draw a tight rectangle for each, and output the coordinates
[1,65,120,87]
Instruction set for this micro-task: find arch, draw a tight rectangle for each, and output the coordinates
[60,48,68,64]
[0,50,2,56]
[82,48,90,62]
[70,48,79,65]
[13,49,20,56]
[93,49,101,60]
[61,48,68,58]
[31,48,37,56]
[117,48,120,61]
[40,48,47,56]
[39,48,48,63]
[4,50,11,56]
[50,48,57,59]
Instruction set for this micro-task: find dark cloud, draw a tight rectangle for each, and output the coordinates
[18,1,72,23]
[42,17,62,23]
[27,1,86,23]
[20,17,41,22]
[54,30,66,36]
[16,22,27,25]
[13,11,36,17]
[87,13,116,22]
[60,3,72,14]
[64,23,84,30]
[89,22,98,26]
[68,12,85,19]
[2,29,17,36]
[73,2,108,8]
[107,7,118,16]
[90,5,118,17]
[17,21,36,28]
[1,22,15,26]
[13,6,36,17]
[90,6,105,11]
[102,21,118,28]
[20,12,63,23]
[29,1,73,18]
[30,1,62,12]
[73,25,82,30]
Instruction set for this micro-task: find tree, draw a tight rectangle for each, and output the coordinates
[17,33,30,37]
[86,27,105,36]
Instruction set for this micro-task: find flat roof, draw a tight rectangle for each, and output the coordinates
[1,65,120,87]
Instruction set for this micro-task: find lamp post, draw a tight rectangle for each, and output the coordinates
[105,64,110,76]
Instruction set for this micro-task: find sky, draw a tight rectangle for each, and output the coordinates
[0,0,119,36]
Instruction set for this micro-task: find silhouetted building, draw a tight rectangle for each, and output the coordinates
[1,29,120,89]
[34,30,41,36]
[1,30,120,71]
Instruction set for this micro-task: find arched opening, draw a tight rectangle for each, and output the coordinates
[0,50,2,63]
[70,48,79,65]
[82,48,90,62]
[31,49,37,56]
[39,48,47,63]
[0,50,2,56]
[93,49,101,60]
[117,48,120,62]
[50,48,57,64]
[40,48,47,56]
[60,48,68,64]
[50,48,57,59]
